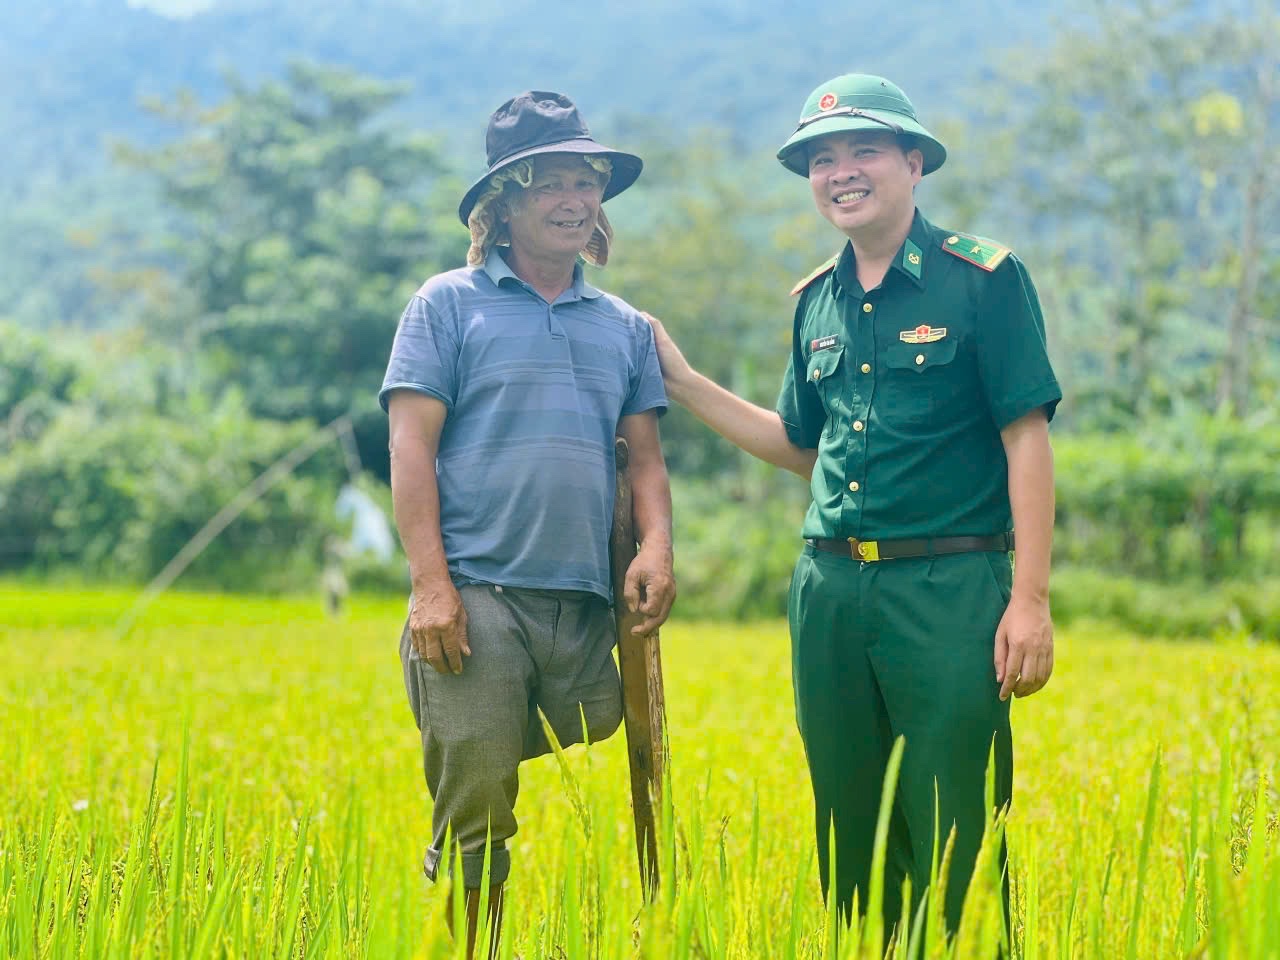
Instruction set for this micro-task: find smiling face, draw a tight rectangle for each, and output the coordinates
[502,154,608,262]
[806,131,923,244]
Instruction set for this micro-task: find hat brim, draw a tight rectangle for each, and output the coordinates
[776,112,946,178]
[458,139,643,226]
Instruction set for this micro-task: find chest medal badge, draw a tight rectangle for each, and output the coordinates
[899,324,947,344]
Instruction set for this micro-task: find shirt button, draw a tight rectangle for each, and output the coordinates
[812,368,821,380]
[853,420,864,432]
[915,354,925,365]
[862,303,873,313]
[848,481,859,492]
[861,362,871,373]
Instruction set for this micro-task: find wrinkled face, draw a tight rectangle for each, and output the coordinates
[806,131,923,241]
[502,154,607,259]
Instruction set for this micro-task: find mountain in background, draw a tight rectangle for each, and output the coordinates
[1,0,1064,187]
[1,0,1080,328]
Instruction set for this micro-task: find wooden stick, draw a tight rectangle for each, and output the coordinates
[609,437,667,898]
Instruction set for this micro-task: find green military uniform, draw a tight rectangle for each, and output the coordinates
[773,76,1062,934]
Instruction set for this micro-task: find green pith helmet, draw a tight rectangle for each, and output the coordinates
[776,74,947,178]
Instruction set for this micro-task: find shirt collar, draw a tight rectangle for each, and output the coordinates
[482,247,603,301]
[831,208,932,297]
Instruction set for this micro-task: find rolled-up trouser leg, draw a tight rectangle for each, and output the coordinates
[519,590,622,760]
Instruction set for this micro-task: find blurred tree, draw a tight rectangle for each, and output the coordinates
[992,0,1279,424]
[0,321,80,447]
[1192,11,1280,417]
[116,62,470,478]
[601,135,829,589]
[607,133,830,477]
[0,390,342,587]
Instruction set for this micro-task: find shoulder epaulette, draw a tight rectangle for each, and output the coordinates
[940,232,1012,272]
[790,254,840,296]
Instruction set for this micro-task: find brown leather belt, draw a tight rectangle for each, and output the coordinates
[806,533,1014,562]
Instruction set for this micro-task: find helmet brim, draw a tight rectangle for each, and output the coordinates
[776,111,946,178]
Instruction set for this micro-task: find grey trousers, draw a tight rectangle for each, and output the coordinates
[400,584,623,887]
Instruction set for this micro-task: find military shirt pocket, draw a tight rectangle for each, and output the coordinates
[806,345,847,422]
[807,345,845,388]
[881,338,963,424]
[883,338,958,373]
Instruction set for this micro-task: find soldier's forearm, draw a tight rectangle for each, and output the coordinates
[671,370,816,478]
[1002,409,1054,603]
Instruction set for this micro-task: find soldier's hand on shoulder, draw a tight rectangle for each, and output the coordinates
[641,313,695,390]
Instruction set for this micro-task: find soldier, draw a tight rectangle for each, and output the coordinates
[646,73,1061,937]
[381,91,675,957]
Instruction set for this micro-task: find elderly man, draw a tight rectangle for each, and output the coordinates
[380,91,675,957]
[647,74,1061,938]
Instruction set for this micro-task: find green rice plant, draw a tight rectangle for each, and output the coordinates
[0,587,1278,958]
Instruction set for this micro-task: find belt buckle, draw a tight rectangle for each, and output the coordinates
[847,537,880,562]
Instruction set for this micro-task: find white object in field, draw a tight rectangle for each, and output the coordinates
[335,485,394,561]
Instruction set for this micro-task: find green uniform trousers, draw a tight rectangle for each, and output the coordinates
[788,544,1013,934]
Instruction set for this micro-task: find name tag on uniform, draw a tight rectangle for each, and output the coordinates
[810,335,840,353]
[899,324,947,344]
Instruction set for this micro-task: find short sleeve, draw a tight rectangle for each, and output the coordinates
[621,317,668,417]
[378,296,460,413]
[975,256,1062,429]
[775,298,826,449]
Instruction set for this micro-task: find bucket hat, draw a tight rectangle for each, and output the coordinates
[458,91,643,226]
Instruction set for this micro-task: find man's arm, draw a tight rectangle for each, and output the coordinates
[645,315,817,479]
[994,408,1055,700]
[617,411,677,635]
[387,390,470,675]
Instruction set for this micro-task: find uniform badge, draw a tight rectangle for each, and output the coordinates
[810,335,840,353]
[898,324,947,344]
[941,232,1013,272]
[818,92,839,111]
[907,252,921,265]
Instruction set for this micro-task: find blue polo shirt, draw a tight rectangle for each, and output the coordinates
[379,248,667,600]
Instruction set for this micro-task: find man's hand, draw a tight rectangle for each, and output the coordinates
[641,313,695,395]
[994,593,1053,701]
[409,581,471,675]
[623,542,676,636]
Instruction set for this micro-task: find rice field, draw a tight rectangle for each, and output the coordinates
[1,583,1277,958]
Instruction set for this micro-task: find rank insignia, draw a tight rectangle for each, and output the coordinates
[899,324,947,344]
[908,252,921,265]
[818,92,839,111]
[810,335,840,353]
[941,231,1012,272]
